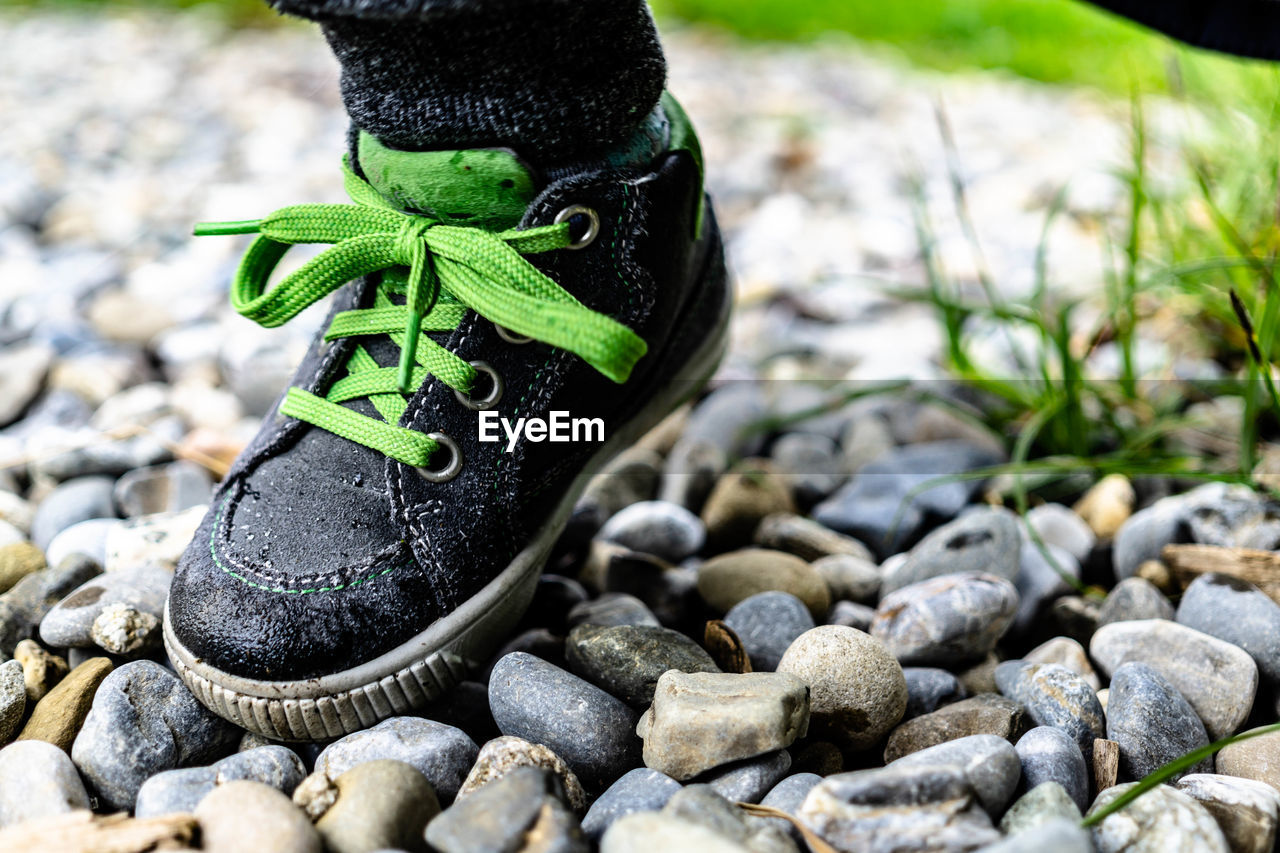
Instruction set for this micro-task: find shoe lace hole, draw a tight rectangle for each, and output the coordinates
[494,323,534,345]
[416,432,462,482]
[453,361,503,411]
[554,204,600,249]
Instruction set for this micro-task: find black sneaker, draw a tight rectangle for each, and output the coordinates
[162,94,730,740]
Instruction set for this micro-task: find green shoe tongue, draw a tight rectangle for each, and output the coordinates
[356,130,538,231]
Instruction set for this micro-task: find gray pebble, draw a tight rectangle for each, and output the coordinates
[426,766,585,853]
[871,573,1019,667]
[598,501,706,563]
[1175,773,1280,853]
[1090,619,1258,739]
[994,661,1104,754]
[39,564,171,650]
[724,592,814,672]
[885,694,1027,762]
[662,783,795,850]
[1087,782,1229,852]
[999,783,1082,836]
[1106,661,1211,783]
[113,460,212,518]
[756,772,822,845]
[1184,483,1280,550]
[702,749,791,804]
[44,518,118,568]
[825,600,874,631]
[0,739,90,827]
[1014,727,1089,812]
[771,432,844,505]
[981,817,1092,852]
[135,745,306,818]
[566,623,719,707]
[1112,495,1189,581]
[0,554,101,654]
[582,767,683,841]
[754,513,874,563]
[902,667,967,719]
[1025,504,1095,563]
[314,716,478,804]
[1097,577,1174,627]
[490,652,638,791]
[890,733,1022,815]
[70,659,238,811]
[1024,637,1100,690]
[882,507,1020,595]
[0,660,23,743]
[1013,541,1080,635]
[30,476,117,551]
[1177,573,1280,686]
[810,554,879,604]
[568,594,661,630]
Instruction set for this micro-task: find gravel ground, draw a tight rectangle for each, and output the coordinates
[0,10,1274,853]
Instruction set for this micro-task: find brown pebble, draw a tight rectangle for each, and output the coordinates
[13,639,68,704]
[700,461,796,553]
[17,657,113,752]
[0,542,45,594]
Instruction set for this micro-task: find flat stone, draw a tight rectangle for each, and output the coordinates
[0,740,89,827]
[1218,729,1280,792]
[17,656,113,751]
[1014,727,1089,812]
[489,653,638,791]
[1090,619,1258,739]
[135,746,307,818]
[1026,504,1096,563]
[993,661,1105,754]
[458,735,586,813]
[755,513,873,563]
[30,476,116,552]
[314,716,478,804]
[1106,661,1210,783]
[871,573,1018,667]
[195,780,321,853]
[0,543,44,594]
[70,660,237,811]
[1177,573,1280,686]
[425,766,586,853]
[724,592,814,672]
[701,462,796,552]
[902,667,967,720]
[890,733,1022,815]
[637,671,809,780]
[698,549,830,620]
[881,507,1020,594]
[1087,782,1230,852]
[998,782,1081,836]
[1024,637,1100,690]
[0,661,25,743]
[582,768,683,841]
[884,693,1026,763]
[798,763,1002,852]
[776,625,906,751]
[701,749,791,804]
[811,554,880,604]
[39,564,170,652]
[0,554,101,655]
[1097,577,1174,627]
[566,623,719,707]
[1176,773,1280,853]
[598,501,706,563]
[315,760,437,853]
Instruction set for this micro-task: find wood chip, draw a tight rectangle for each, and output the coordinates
[704,620,752,673]
[0,810,197,853]
[1093,738,1120,794]
[1162,544,1280,604]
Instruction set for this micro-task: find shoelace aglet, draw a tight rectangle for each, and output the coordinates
[193,220,263,237]
[397,311,423,394]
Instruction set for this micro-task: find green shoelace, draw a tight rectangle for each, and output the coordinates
[195,159,647,468]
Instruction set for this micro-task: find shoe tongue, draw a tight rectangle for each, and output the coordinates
[356,130,539,231]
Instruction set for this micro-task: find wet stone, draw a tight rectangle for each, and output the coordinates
[1175,773,1280,853]
[39,564,171,651]
[1177,573,1280,687]
[697,549,830,621]
[426,766,586,853]
[581,767,683,842]
[1087,782,1230,852]
[884,694,1027,764]
[872,573,1018,667]
[881,507,1020,595]
[723,592,814,672]
[489,652,638,792]
[1096,577,1174,627]
[811,554,880,604]
[637,670,809,781]
[0,739,89,827]
[993,661,1105,754]
[112,460,212,518]
[902,667,967,720]
[1112,495,1189,581]
[1014,726,1089,812]
[598,501,706,563]
[1106,661,1210,783]
[314,716,478,804]
[566,623,719,707]
[458,735,587,813]
[889,733,1022,815]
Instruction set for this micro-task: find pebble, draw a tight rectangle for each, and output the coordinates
[825,600,874,632]
[568,594,661,629]
[983,819,1093,852]
[890,733,1022,815]
[0,543,44,594]
[993,661,1104,754]
[1112,494,1188,580]
[700,462,796,552]
[1050,596,1101,647]
[637,670,808,780]
[315,760,438,853]
[660,384,765,512]
[775,625,906,751]
[1177,573,1280,686]
[0,554,101,654]
[0,344,52,428]
[1176,773,1280,853]
[39,564,171,652]
[998,782,1081,836]
[1087,782,1230,852]
[1024,636,1100,690]
[598,501,706,563]
[13,639,67,703]
[0,661,25,744]
[1025,504,1095,563]
[770,432,844,507]
[426,766,585,853]
[753,513,873,563]
[43,518,117,568]
[1014,727,1089,812]
[575,448,664,535]
[582,767,683,841]
[0,740,89,827]
[134,746,306,818]
[458,735,586,813]
[810,554,880,604]
[1072,474,1135,540]
[112,460,211,518]
[1096,576,1174,626]
[697,549,830,620]
[1217,729,1280,791]
[957,654,1001,696]
[798,763,1002,851]
[101,504,204,571]
[70,660,237,810]
[29,476,117,552]
[871,573,1019,666]
[1106,661,1210,783]
[566,623,719,707]
[489,652,638,791]
[601,811,757,853]
[661,784,795,851]
[1090,619,1258,739]
[902,667,967,719]
[1012,541,1080,635]
[17,656,113,750]
[195,780,322,853]
[0,524,21,551]
[0,493,34,538]
[881,507,1020,594]
[724,592,814,672]
[314,716,478,804]
[884,694,1027,763]
[702,749,791,804]
[1185,484,1280,550]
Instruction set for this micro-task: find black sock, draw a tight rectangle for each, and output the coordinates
[269,0,668,164]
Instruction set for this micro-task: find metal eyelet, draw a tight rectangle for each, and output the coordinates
[554,204,600,250]
[453,361,504,411]
[416,432,462,483]
[494,323,534,345]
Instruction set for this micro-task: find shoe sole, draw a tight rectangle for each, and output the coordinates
[163,251,731,741]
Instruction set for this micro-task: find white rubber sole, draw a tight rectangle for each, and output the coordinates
[164,292,730,741]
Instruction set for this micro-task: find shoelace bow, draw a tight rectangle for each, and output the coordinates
[195,159,647,468]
